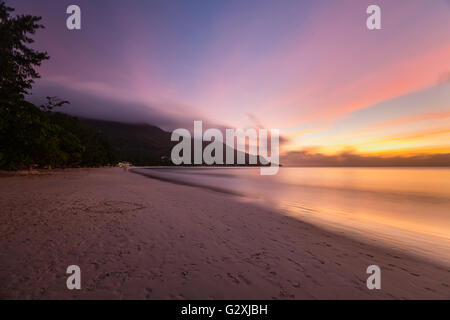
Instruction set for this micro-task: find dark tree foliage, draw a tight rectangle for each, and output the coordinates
[0,2,115,170]
[0,1,49,105]
[50,113,116,167]
[81,119,175,166]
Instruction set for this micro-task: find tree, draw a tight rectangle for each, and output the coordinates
[0,1,55,169]
[0,1,49,106]
[0,2,115,170]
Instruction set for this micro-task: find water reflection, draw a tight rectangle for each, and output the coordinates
[136,167,450,264]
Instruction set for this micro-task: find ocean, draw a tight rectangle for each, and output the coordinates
[134,167,450,264]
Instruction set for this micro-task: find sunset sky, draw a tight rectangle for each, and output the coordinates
[11,0,450,161]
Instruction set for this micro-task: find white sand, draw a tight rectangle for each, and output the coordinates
[0,168,448,299]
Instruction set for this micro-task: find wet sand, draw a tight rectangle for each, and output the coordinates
[0,168,448,299]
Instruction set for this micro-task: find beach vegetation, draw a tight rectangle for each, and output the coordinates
[0,2,115,170]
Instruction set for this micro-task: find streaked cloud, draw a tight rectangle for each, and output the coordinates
[11,0,450,163]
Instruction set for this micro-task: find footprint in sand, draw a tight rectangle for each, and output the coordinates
[85,201,145,214]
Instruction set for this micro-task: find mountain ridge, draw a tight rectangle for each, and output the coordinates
[80,118,267,166]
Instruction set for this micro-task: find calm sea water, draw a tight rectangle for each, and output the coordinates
[135,167,450,264]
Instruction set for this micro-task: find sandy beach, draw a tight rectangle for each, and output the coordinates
[0,168,448,299]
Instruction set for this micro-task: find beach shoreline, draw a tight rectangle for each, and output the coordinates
[0,168,448,299]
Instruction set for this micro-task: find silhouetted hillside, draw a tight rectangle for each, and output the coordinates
[81,119,174,165]
[81,118,267,166]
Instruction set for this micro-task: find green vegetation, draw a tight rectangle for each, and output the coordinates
[0,2,262,170]
[0,2,115,170]
[81,119,174,166]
